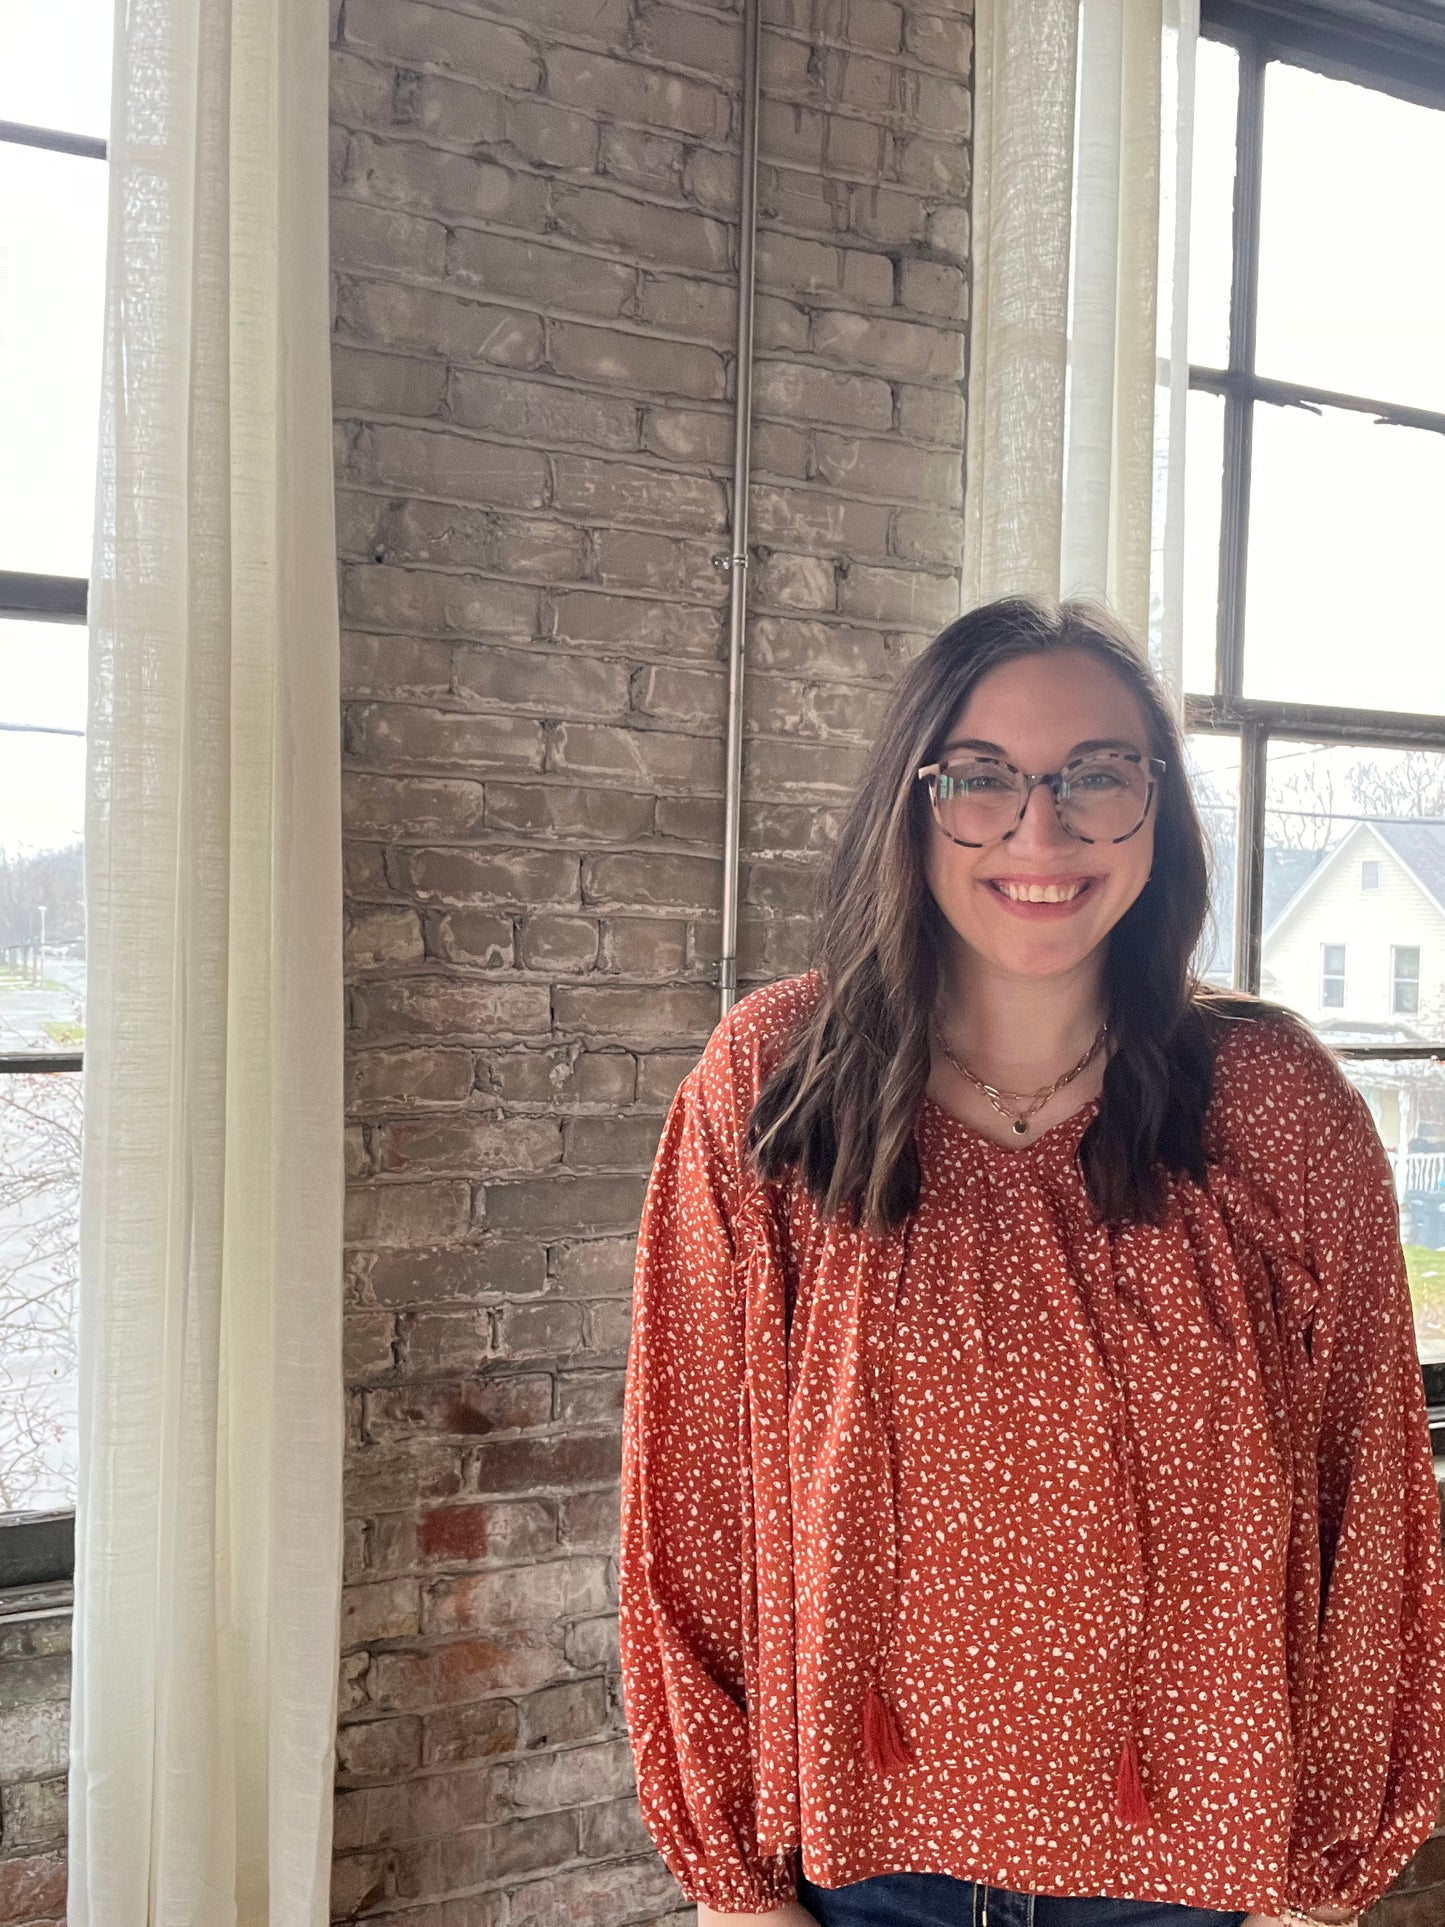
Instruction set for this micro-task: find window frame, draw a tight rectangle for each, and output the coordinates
[1391,943,1421,1016]
[1187,0,1445,1411]
[1320,941,1346,1008]
[0,118,102,1594]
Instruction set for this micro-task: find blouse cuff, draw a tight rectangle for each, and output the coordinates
[686,1849,799,1915]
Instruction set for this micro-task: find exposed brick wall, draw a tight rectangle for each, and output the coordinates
[331,0,972,1917]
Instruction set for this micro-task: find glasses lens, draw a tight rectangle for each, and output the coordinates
[1057,754,1151,838]
[934,758,1027,841]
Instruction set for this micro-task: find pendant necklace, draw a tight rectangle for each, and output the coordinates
[933,1020,1108,1138]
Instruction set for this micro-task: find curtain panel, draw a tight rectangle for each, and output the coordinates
[69,0,344,1919]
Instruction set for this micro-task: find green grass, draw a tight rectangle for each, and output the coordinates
[1403,1245,1445,1328]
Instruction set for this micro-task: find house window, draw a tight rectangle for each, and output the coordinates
[1186,0,1445,1386]
[1393,945,1421,1015]
[0,12,113,1585]
[1321,944,1346,1008]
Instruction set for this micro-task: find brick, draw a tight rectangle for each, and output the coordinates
[898,379,967,444]
[350,978,553,1042]
[394,69,506,145]
[341,632,454,701]
[565,1614,619,1674]
[451,645,631,716]
[347,1308,400,1383]
[415,1499,557,1568]
[445,232,634,319]
[482,1174,648,1236]
[600,122,687,193]
[552,982,718,1041]
[343,1578,423,1648]
[747,613,892,679]
[578,1794,652,1860]
[342,0,541,85]
[330,48,398,128]
[633,270,736,346]
[423,1554,611,1635]
[753,548,837,613]
[750,483,892,557]
[518,914,601,972]
[544,48,731,141]
[344,774,489,844]
[495,1300,586,1357]
[377,1112,563,1177]
[551,455,727,534]
[507,1855,681,1927]
[331,343,448,417]
[398,1310,494,1377]
[583,1299,633,1359]
[331,195,447,276]
[389,846,580,908]
[336,274,545,367]
[581,850,720,912]
[347,903,426,967]
[0,1850,67,1925]
[837,558,959,628]
[346,1046,478,1111]
[483,782,654,843]
[342,565,543,639]
[754,357,893,430]
[812,305,962,381]
[329,1851,392,1918]
[550,1235,639,1296]
[367,1376,552,1442]
[813,431,963,505]
[395,1810,579,1895]
[849,180,928,244]
[899,255,967,318]
[346,1180,473,1248]
[893,129,971,196]
[550,321,727,400]
[431,906,515,968]
[344,422,549,509]
[551,590,724,660]
[480,1046,636,1110]
[597,916,688,977]
[471,0,630,38]
[448,369,640,451]
[336,1714,424,1779]
[422,1694,524,1766]
[359,1240,548,1308]
[555,1370,626,1426]
[346,1441,468,1513]
[348,133,553,227]
[369,1631,570,1711]
[551,184,731,276]
[470,1431,623,1497]
[346,704,545,772]
[904,8,972,67]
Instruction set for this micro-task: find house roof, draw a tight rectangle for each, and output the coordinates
[1260,817,1445,943]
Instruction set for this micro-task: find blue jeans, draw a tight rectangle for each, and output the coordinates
[795,1869,1251,1927]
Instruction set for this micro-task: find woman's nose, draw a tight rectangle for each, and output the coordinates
[1005,780,1075,848]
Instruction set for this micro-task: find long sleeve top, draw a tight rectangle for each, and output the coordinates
[618,969,1445,1918]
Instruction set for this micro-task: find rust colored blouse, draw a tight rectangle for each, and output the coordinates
[618,970,1445,1919]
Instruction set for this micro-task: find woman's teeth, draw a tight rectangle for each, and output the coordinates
[992,880,1090,903]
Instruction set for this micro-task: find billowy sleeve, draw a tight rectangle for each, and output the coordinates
[618,1047,800,1915]
[1286,1087,1445,1911]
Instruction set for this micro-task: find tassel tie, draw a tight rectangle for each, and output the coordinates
[734,1178,802,1856]
[1053,1195,1161,1832]
[858,1214,918,1779]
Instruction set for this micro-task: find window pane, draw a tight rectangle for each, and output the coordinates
[1182,387,1224,696]
[1188,36,1239,370]
[1331,1057,1445,1366]
[1263,740,1445,1046]
[0,1070,81,1512]
[0,0,115,141]
[0,142,108,578]
[0,686,87,1045]
[0,620,87,735]
[1185,730,1238,985]
[1240,402,1445,715]
[1256,61,1445,415]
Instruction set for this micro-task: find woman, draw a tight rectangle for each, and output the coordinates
[617,595,1445,1927]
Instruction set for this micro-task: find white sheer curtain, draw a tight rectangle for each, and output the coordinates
[69,0,344,1919]
[962,0,1199,709]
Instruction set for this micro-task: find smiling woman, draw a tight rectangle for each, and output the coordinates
[619,593,1445,1927]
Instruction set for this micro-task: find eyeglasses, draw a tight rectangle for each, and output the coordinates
[915,748,1167,847]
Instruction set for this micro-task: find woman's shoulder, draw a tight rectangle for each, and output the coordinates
[686,968,824,1156]
[1201,994,1372,1172]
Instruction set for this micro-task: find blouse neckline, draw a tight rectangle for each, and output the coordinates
[918,1089,1102,1165]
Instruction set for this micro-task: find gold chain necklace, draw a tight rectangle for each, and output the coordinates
[933,1020,1108,1138]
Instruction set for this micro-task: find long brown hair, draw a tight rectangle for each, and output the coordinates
[745,592,1306,1233]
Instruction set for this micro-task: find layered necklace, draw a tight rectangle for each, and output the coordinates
[932,1019,1109,1138]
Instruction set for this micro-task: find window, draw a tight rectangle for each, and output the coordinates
[1186,0,1445,1382]
[1393,945,1422,1016]
[1321,943,1346,1008]
[0,1,114,1586]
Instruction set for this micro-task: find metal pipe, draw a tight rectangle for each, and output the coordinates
[714,0,762,1019]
